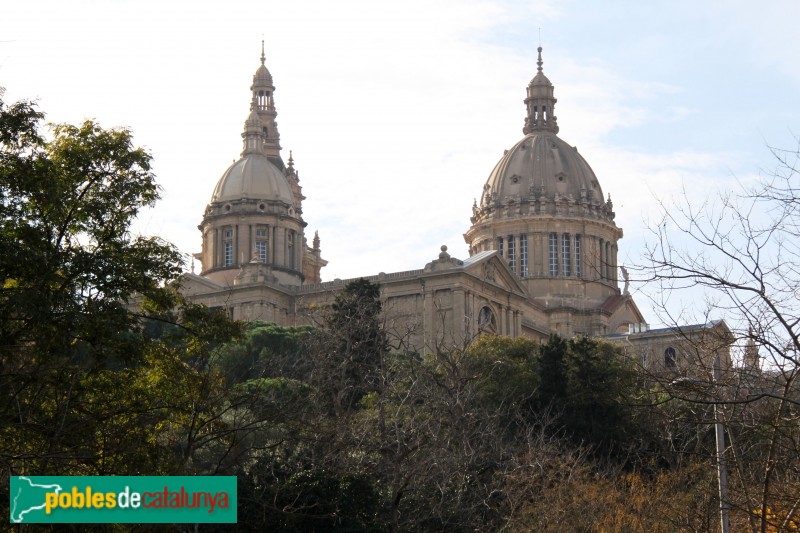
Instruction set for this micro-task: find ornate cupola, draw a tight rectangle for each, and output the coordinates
[198,44,326,288]
[464,48,627,337]
[251,41,282,166]
[523,47,559,135]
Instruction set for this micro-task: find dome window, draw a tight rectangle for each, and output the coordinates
[225,204,232,212]
[259,203,266,211]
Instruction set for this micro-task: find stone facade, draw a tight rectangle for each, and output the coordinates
[181,44,731,365]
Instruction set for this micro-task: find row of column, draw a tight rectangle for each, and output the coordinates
[212,224,302,271]
[486,232,617,283]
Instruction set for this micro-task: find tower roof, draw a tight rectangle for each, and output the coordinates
[209,44,291,205]
[252,40,274,89]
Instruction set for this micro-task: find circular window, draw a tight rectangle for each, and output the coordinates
[259,203,266,210]
[224,204,232,212]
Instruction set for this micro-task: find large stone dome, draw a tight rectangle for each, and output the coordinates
[481,131,604,209]
[465,46,623,334]
[211,154,293,204]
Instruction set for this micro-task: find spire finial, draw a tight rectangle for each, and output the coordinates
[537,46,543,72]
[260,39,266,65]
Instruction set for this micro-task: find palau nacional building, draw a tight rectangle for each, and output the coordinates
[180,45,733,373]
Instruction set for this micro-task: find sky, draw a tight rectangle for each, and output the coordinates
[2,0,799,326]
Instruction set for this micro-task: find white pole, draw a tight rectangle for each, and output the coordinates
[713,354,731,533]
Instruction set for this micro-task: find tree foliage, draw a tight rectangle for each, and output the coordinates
[0,97,241,487]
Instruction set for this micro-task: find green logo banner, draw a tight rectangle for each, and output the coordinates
[9,476,236,524]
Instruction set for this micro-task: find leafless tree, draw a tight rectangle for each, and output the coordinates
[637,139,800,532]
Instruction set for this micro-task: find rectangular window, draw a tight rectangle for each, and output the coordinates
[520,234,528,277]
[255,240,267,262]
[549,233,558,277]
[507,235,516,273]
[574,234,581,278]
[224,229,233,238]
[497,237,504,258]
[562,234,571,276]
[255,228,267,238]
[224,241,233,266]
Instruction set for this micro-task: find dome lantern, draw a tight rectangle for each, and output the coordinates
[250,40,281,160]
[523,47,559,135]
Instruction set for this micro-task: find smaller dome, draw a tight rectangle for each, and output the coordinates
[211,154,293,204]
[253,64,273,86]
[529,70,552,88]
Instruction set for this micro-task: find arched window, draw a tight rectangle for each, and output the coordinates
[223,228,234,267]
[664,347,677,368]
[478,306,497,334]
[287,232,295,269]
[255,227,268,262]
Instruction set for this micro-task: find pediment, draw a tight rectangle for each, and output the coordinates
[176,272,225,296]
[462,251,528,297]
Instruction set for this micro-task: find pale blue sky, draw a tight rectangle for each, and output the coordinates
[2,0,798,325]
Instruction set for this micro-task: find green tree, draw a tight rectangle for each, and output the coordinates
[213,320,315,384]
[313,278,388,414]
[0,97,240,482]
[533,336,646,456]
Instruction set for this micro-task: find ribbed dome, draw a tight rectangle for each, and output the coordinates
[481,131,604,207]
[211,154,293,204]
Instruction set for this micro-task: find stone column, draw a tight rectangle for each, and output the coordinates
[214,228,220,268]
[276,227,286,267]
[422,288,432,351]
[454,289,466,345]
[248,225,254,262]
[234,224,240,266]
